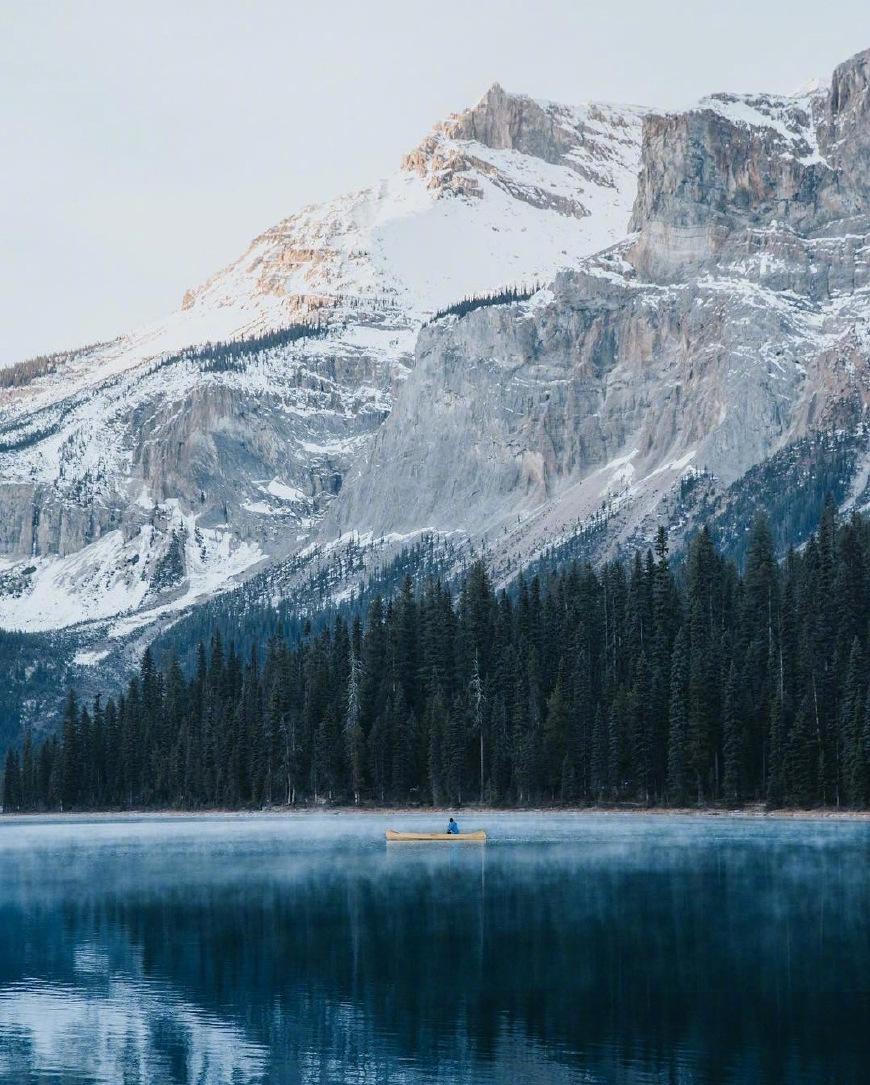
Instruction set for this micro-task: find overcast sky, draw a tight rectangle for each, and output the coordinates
[1,1,868,365]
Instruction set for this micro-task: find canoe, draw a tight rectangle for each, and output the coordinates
[385,829,486,842]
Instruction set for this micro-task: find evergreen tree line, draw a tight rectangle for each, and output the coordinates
[145,320,330,378]
[0,341,108,389]
[427,283,541,325]
[3,503,870,813]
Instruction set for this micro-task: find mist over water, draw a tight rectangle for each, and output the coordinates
[0,813,867,1084]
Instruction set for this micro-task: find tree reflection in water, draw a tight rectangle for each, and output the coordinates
[0,813,867,1084]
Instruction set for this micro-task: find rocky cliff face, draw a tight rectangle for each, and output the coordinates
[0,85,645,631]
[627,73,867,280]
[329,49,870,571]
[824,49,870,202]
[404,84,642,215]
[2,49,869,641]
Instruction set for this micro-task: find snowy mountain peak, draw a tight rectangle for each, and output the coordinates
[0,83,646,633]
[5,45,867,646]
[179,86,647,335]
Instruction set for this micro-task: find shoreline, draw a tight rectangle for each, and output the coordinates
[1,805,868,823]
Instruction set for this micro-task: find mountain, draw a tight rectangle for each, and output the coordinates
[0,86,645,634]
[330,50,870,574]
[1,48,870,747]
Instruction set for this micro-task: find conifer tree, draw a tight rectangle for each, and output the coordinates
[786,694,819,807]
[444,696,466,805]
[2,749,21,812]
[631,653,654,804]
[667,630,690,805]
[860,691,870,809]
[426,688,447,805]
[767,694,786,808]
[389,690,414,803]
[21,727,34,812]
[345,644,365,804]
[469,657,485,803]
[542,668,570,800]
[841,638,866,807]
[722,663,744,805]
[60,690,80,812]
[589,706,609,802]
[607,690,628,799]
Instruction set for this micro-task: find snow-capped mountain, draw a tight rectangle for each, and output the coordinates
[0,85,646,633]
[182,85,646,329]
[2,46,870,661]
[331,50,870,573]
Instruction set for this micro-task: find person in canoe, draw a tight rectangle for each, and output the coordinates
[447,817,459,834]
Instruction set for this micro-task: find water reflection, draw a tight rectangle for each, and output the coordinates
[0,814,867,1084]
[0,975,267,1084]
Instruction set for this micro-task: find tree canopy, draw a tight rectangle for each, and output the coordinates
[4,502,869,812]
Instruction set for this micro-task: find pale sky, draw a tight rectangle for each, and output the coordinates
[1,0,868,365]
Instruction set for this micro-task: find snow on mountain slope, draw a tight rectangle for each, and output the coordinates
[180,86,645,325]
[694,89,827,164]
[0,85,646,632]
[329,50,870,574]
[8,46,867,646]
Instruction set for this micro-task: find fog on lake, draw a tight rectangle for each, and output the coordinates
[0,812,867,1084]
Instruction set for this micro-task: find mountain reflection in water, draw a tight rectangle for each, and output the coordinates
[0,813,867,1084]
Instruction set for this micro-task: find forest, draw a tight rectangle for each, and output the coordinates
[3,502,869,812]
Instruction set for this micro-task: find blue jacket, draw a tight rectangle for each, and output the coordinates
[447,820,459,834]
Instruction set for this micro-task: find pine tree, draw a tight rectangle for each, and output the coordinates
[841,638,866,807]
[469,657,485,803]
[60,690,80,811]
[860,690,870,809]
[631,652,654,804]
[444,696,466,805]
[2,749,21,812]
[542,668,570,800]
[785,694,819,807]
[766,694,786,808]
[667,631,690,806]
[742,513,779,798]
[21,727,34,812]
[607,691,628,799]
[589,706,609,802]
[345,643,365,804]
[686,530,723,802]
[38,738,54,811]
[650,526,678,797]
[426,688,447,805]
[390,690,414,803]
[722,663,744,805]
[367,705,389,804]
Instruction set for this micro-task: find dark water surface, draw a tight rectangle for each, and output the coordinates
[0,812,867,1084]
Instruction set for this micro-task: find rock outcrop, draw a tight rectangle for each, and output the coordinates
[0,85,644,630]
[329,49,870,568]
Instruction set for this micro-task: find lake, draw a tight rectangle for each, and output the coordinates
[0,812,867,1084]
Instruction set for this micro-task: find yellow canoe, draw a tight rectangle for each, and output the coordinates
[385,829,486,842]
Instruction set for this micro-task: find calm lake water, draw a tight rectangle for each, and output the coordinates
[0,812,867,1085]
